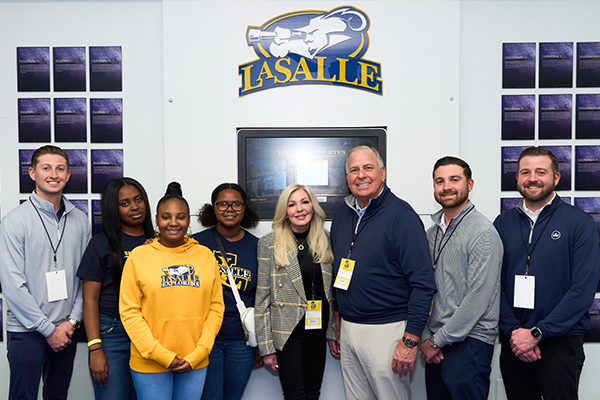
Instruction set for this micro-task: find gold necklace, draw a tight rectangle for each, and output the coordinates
[295,235,308,251]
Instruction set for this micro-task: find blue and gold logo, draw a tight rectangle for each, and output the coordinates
[239,6,382,96]
[213,251,252,291]
[161,265,200,288]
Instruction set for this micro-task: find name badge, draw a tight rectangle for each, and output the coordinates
[46,270,68,302]
[514,275,535,309]
[334,258,355,290]
[305,300,322,330]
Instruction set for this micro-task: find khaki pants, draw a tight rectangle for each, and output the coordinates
[340,318,411,400]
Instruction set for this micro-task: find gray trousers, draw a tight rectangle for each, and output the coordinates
[340,319,411,400]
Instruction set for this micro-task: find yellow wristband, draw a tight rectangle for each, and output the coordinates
[87,338,102,348]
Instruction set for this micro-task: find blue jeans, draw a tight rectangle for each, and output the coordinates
[91,314,137,400]
[7,330,77,400]
[201,338,256,400]
[131,367,207,400]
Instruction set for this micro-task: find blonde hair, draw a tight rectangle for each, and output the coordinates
[272,184,334,266]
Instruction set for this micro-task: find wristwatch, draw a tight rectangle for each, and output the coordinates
[402,336,419,349]
[429,336,440,349]
[68,318,81,330]
[531,326,542,340]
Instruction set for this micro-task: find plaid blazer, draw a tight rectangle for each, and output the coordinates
[255,232,336,356]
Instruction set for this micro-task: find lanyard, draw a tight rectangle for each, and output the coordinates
[518,200,558,276]
[433,205,475,266]
[346,189,391,259]
[29,197,68,273]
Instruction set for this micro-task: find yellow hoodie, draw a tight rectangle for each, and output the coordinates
[119,237,224,373]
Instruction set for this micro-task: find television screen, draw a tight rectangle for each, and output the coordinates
[238,127,387,219]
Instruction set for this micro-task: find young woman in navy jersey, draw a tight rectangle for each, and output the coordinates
[192,183,260,400]
[77,177,154,400]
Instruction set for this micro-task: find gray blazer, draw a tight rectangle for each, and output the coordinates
[255,231,337,356]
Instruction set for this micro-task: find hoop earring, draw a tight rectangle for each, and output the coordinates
[186,225,192,238]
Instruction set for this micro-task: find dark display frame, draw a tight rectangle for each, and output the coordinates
[238,127,387,220]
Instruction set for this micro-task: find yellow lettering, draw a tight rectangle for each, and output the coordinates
[274,58,292,83]
[291,58,316,82]
[337,58,358,85]
[358,62,380,91]
[315,57,336,82]
[241,64,263,92]
[258,62,274,81]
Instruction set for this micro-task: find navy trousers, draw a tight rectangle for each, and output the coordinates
[7,331,77,400]
[499,333,584,400]
[425,336,494,400]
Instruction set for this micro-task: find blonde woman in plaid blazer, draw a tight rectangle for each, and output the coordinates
[255,184,337,400]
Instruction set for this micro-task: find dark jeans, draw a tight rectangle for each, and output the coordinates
[201,338,256,400]
[276,320,327,400]
[7,330,77,400]
[499,333,585,400]
[92,314,137,400]
[425,336,494,400]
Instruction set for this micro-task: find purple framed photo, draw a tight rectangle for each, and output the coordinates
[63,149,88,194]
[575,146,600,190]
[53,47,86,91]
[502,95,535,140]
[539,42,573,88]
[17,47,50,92]
[18,98,51,142]
[502,43,535,89]
[91,98,123,143]
[54,98,86,142]
[89,46,122,91]
[539,94,572,140]
[91,149,123,193]
[577,42,600,88]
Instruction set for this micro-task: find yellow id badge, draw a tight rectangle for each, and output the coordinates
[334,258,355,290]
[305,300,322,330]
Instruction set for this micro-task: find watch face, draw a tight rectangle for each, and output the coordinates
[531,327,541,338]
[429,337,438,348]
[404,338,416,348]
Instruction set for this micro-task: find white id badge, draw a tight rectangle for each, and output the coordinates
[514,275,535,309]
[334,258,355,290]
[305,300,322,330]
[46,270,68,302]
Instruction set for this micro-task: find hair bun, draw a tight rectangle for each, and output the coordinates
[165,181,183,197]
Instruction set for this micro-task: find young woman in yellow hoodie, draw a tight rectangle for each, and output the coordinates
[120,182,224,400]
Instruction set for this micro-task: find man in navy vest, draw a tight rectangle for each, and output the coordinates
[494,146,600,400]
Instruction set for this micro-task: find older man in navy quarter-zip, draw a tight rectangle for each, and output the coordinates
[330,145,436,400]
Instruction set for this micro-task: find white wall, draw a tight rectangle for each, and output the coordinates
[0,1,599,399]
[162,0,460,224]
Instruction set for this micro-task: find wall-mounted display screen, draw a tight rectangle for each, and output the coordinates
[238,127,387,220]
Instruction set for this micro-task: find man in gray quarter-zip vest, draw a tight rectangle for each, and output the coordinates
[494,146,600,400]
[420,156,503,400]
[0,145,91,400]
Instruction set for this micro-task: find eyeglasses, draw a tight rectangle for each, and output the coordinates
[214,201,245,212]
